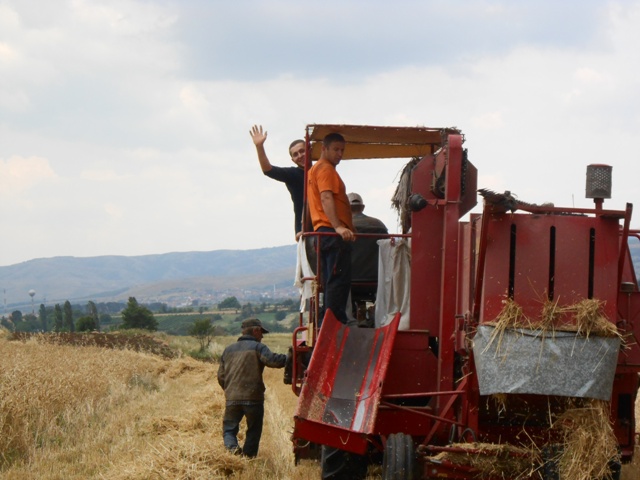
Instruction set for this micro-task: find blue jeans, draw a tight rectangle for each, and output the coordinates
[317,227,352,325]
[222,403,264,457]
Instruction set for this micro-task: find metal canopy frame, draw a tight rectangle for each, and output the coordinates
[305,124,461,160]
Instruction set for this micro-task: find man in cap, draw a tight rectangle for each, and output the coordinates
[250,124,306,240]
[348,192,388,281]
[348,193,388,326]
[348,193,388,236]
[217,317,288,457]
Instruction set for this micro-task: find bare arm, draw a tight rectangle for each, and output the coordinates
[249,124,272,173]
[320,191,354,241]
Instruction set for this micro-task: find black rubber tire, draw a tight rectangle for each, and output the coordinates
[382,433,416,480]
[320,445,367,480]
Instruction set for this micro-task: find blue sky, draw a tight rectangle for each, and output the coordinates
[1,0,639,266]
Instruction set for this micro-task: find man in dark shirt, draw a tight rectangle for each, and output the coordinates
[348,193,388,326]
[348,192,388,283]
[250,125,305,239]
[217,318,288,457]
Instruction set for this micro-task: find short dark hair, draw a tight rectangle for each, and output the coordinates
[323,133,345,148]
[289,139,304,151]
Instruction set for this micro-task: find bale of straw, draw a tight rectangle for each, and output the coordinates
[540,298,562,331]
[571,299,620,339]
[550,399,619,480]
[484,297,620,340]
[430,442,540,479]
[537,298,621,340]
[482,298,527,354]
[391,157,421,233]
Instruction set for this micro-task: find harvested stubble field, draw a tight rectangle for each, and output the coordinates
[0,327,638,479]
[0,328,318,479]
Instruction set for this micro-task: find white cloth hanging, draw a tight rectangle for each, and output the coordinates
[375,238,411,330]
[294,237,315,312]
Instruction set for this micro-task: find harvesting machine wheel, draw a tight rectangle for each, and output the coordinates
[320,445,367,480]
[382,433,416,480]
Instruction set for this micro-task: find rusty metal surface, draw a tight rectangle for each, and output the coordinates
[293,311,401,453]
[305,124,460,160]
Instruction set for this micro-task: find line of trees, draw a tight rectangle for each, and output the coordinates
[1,295,297,336]
[1,297,159,333]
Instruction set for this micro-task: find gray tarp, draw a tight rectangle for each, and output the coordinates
[473,325,620,401]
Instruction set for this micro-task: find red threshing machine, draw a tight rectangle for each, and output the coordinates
[290,124,640,479]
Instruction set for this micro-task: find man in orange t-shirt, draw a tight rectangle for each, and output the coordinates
[307,132,355,325]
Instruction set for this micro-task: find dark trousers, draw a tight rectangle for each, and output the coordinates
[222,403,264,457]
[317,227,352,326]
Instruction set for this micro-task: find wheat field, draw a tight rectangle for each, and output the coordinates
[0,328,638,479]
[0,329,318,479]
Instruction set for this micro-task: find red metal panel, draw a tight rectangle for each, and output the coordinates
[481,213,621,322]
[592,220,621,316]
[457,221,475,321]
[410,155,444,332]
[293,312,401,454]
[621,234,640,287]
[374,407,434,436]
[459,161,478,217]
[548,216,617,318]
[479,215,513,322]
[549,218,591,307]
[619,291,640,366]
[438,135,464,398]
[382,330,437,396]
[511,215,553,315]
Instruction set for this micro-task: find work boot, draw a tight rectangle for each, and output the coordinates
[227,446,242,456]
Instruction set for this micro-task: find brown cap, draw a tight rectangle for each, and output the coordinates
[347,192,363,205]
[241,318,269,333]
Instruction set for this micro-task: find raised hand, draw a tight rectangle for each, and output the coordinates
[250,125,267,146]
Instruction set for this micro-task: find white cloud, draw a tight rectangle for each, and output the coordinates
[471,112,505,130]
[179,84,210,111]
[103,202,124,219]
[0,41,17,61]
[1,0,640,266]
[0,88,30,112]
[574,67,609,85]
[0,156,57,194]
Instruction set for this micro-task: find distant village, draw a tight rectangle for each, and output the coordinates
[3,280,300,319]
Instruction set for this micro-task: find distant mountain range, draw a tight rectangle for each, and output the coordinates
[2,241,639,314]
[0,246,299,311]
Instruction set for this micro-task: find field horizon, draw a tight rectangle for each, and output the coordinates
[1,328,638,479]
